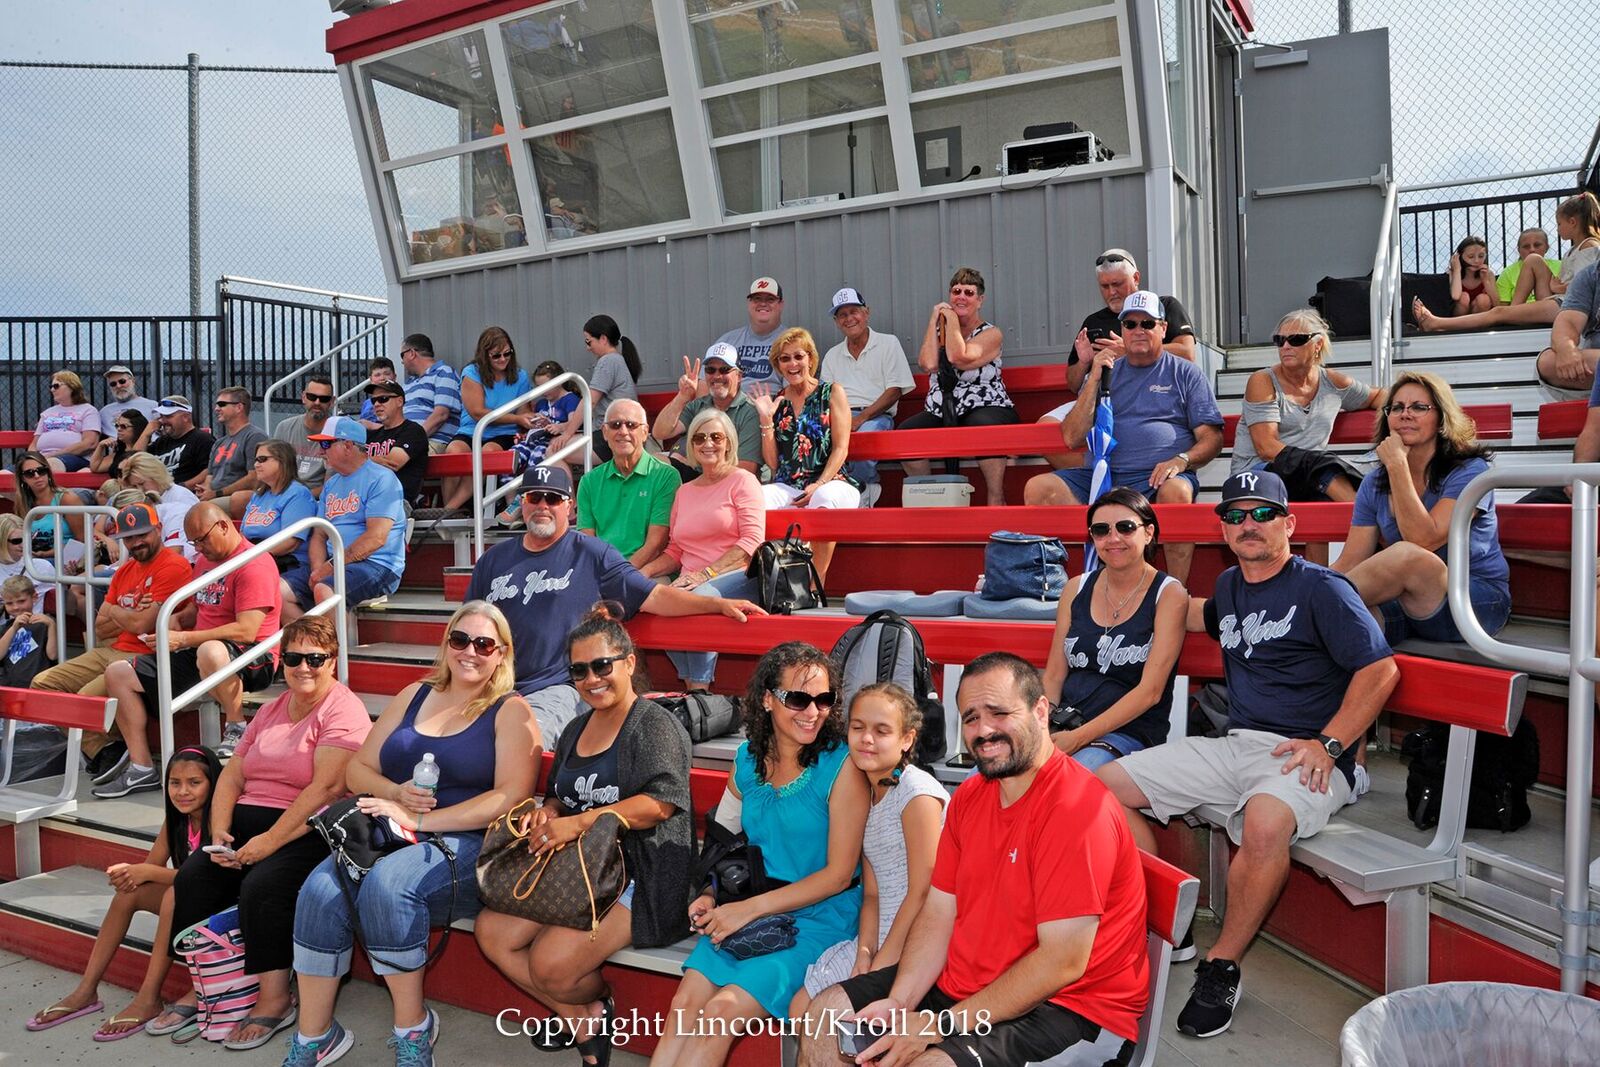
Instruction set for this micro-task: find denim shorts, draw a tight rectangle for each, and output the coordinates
[319,557,402,604]
[1380,575,1511,644]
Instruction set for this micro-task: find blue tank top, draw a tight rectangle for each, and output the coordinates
[378,685,505,808]
[1056,569,1179,749]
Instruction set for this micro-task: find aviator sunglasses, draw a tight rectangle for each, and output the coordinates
[1088,519,1143,538]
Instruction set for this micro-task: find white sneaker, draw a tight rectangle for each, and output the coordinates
[1346,763,1372,806]
[217,721,248,759]
[861,483,882,508]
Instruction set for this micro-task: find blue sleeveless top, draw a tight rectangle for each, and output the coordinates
[1056,569,1179,749]
[378,685,505,808]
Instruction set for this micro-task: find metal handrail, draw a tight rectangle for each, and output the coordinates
[262,318,387,435]
[219,275,387,306]
[20,505,119,664]
[1447,464,1596,994]
[471,373,593,559]
[153,517,348,773]
[1368,167,1399,387]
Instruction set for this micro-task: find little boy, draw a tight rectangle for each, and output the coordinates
[0,575,55,687]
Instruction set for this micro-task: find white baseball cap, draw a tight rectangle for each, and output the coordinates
[1117,291,1164,321]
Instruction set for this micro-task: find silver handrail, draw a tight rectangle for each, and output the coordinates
[219,275,387,306]
[471,373,593,559]
[1448,464,1597,994]
[153,517,348,773]
[262,319,388,437]
[20,504,119,664]
[1368,167,1398,386]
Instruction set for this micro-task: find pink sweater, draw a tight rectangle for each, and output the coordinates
[664,469,765,573]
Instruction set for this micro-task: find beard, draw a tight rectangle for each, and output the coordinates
[527,517,557,538]
[972,720,1043,780]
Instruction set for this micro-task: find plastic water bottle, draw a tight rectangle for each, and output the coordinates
[974,573,986,594]
[412,753,440,794]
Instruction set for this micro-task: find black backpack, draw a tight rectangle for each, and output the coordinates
[645,691,741,743]
[830,609,947,766]
[1403,718,1540,833]
[745,523,826,615]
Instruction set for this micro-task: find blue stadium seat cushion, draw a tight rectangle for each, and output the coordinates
[843,590,969,618]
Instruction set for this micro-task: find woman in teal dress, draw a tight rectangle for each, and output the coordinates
[652,642,869,1067]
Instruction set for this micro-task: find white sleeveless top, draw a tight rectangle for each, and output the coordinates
[862,763,947,945]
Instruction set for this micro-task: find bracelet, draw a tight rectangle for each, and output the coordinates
[416,812,424,833]
[705,566,718,578]
[760,423,774,432]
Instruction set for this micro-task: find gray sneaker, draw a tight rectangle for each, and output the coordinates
[281,1020,354,1066]
[387,1008,438,1067]
[217,721,248,759]
[92,762,160,799]
[89,743,130,786]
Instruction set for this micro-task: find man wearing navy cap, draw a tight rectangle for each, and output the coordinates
[1097,470,1398,1040]
[820,286,914,499]
[297,416,406,618]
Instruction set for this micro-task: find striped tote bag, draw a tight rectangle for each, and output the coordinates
[173,906,260,1042]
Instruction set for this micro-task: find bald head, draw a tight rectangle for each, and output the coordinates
[602,399,648,465]
[185,501,242,561]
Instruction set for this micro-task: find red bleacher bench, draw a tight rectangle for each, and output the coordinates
[1537,399,1587,441]
[0,688,117,877]
[0,431,35,450]
[0,470,109,494]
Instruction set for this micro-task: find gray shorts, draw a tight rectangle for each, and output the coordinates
[524,682,583,747]
[1114,729,1349,845]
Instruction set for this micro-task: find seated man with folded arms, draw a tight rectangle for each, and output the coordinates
[797,652,1149,1067]
[653,343,767,482]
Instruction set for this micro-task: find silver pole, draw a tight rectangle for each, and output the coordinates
[1561,479,1596,993]
[187,52,200,318]
[471,372,593,560]
[1338,0,1353,34]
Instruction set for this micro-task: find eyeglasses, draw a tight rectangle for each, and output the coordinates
[1089,519,1143,538]
[1121,318,1160,332]
[447,630,502,655]
[187,519,226,546]
[604,419,643,431]
[1220,506,1285,525]
[107,376,132,386]
[522,490,566,506]
[303,393,334,404]
[690,432,727,446]
[214,400,242,408]
[19,468,47,479]
[771,687,837,712]
[1272,333,1317,348]
[567,654,627,681]
[1095,253,1131,267]
[1384,402,1436,416]
[251,454,273,465]
[704,365,734,376]
[281,651,333,669]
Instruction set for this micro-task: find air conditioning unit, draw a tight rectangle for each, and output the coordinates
[1001,131,1113,176]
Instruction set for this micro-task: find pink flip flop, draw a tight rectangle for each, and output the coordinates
[25,999,104,1031]
[92,1015,151,1042]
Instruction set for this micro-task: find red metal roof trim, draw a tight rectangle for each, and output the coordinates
[328,0,555,65]
[1226,0,1256,34]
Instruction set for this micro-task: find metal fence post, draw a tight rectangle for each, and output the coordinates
[187,53,200,320]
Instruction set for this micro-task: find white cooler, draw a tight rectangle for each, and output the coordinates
[902,475,974,507]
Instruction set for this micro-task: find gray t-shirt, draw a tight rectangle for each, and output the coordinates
[673,392,768,480]
[1560,261,1600,349]
[209,423,268,491]
[1231,367,1373,473]
[273,413,327,491]
[98,396,158,437]
[715,323,785,394]
[589,351,637,421]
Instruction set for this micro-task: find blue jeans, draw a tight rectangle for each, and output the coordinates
[321,557,402,605]
[845,413,894,485]
[1070,731,1146,771]
[665,571,761,686]
[293,831,483,977]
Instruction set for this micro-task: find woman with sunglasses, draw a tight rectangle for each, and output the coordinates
[0,513,52,612]
[441,326,535,512]
[1041,488,1186,770]
[241,440,317,611]
[1334,371,1510,646]
[31,371,102,472]
[477,605,693,1067]
[654,642,868,1067]
[90,409,149,475]
[119,452,200,562]
[287,601,537,1066]
[11,449,93,564]
[169,615,371,1052]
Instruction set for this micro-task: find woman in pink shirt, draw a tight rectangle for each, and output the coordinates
[31,371,102,472]
[165,615,371,1049]
[641,408,765,691]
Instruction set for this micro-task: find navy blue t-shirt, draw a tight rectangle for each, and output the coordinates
[465,530,656,693]
[1204,557,1392,782]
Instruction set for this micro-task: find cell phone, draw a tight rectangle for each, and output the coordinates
[837,1019,889,1059]
[1087,326,1113,342]
[202,844,235,856]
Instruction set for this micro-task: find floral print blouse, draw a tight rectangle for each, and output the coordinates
[773,381,861,491]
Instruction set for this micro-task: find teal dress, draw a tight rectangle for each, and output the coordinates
[682,740,862,1016]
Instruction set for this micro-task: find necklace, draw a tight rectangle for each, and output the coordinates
[1099,569,1149,633]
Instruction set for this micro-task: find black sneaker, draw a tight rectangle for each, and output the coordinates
[88,742,129,786]
[1176,958,1241,1038]
[1170,925,1197,963]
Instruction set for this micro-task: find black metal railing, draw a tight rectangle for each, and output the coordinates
[218,290,386,423]
[1399,185,1580,276]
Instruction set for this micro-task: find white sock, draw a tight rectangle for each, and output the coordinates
[297,1026,332,1046]
[129,762,153,775]
[396,1012,429,1038]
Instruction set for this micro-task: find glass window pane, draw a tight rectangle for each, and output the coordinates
[895,0,1108,45]
[909,69,1129,186]
[716,117,897,215]
[707,66,885,138]
[907,18,1119,92]
[1159,0,1194,176]
[362,30,504,161]
[530,111,689,240]
[392,149,525,265]
[691,0,877,87]
[501,0,667,127]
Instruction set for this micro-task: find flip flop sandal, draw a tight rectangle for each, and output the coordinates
[145,1002,200,1036]
[93,1015,152,1042]
[26,999,104,1031]
[222,1009,299,1051]
[170,1019,205,1045]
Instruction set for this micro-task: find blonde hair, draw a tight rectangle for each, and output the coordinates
[51,370,87,405]
[121,452,175,494]
[684,407,740,475]
[420,600,516,722]
[1275,307,1333,365]
[1,574,36,601]
[767,327,821,379]
[0,514,20,561]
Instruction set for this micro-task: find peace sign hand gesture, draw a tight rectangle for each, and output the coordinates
[677,355,702,398]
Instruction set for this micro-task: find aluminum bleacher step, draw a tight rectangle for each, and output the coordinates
[0,864,158,949]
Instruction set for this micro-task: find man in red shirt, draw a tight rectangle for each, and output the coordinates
[798,652,1149,1067]
[94,502,282,798]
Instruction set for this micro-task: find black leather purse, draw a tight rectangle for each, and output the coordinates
[693,812,786,904]
[745,523,826,615]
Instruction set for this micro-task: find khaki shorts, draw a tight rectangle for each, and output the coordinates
[1115,729,1349,845]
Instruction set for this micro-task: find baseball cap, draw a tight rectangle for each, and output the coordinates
[747,276,783,300]
[155,395,192,415]
[307,414,368,446]
[830,287,866,316]
[1214,470,1290,515]
[365,380,405,398]
[103,364,134,378]
[520,463,573,499]
[1118,291,1164,321]
[703,342,739,368]
[1096,247,1139,271]
[109,502,160,540]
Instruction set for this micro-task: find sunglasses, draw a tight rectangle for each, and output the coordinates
[7,537,23,546]
[447,629,502,655]
[567,654,627,681]
[50,381,68,389]
[1272,333,1317,348]
[1089,519,1144,538]
[1220,506,1284,526]
[690,431,727,445]
[704,365,734,376]
[771,687,837,712]
[252,454,273,464]
[115,422,132,430]
[1120,318,1160,331]
[107,376,132,386]
[1384,402,1436,415]
[282,651,333,668]
[522,490,566,506]
[949,286,980,298]
[604,420,643,431]
[315,439,335,450]
[214,400,242,408]
[1095,253,1131,266]
[19,467,47,478]
[303,393,334,404]
[489,348,513,359]
[371,394,399,404]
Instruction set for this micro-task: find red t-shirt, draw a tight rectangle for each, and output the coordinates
[106,549,193,654]
[931,750,1149,1041]
[190,539,283,663]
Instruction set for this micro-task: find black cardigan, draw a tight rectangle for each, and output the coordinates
[548,697,694,949]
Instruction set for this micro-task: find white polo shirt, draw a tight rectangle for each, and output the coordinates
[820,329,915,411]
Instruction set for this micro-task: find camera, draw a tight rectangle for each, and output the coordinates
[1050,704,1088,732]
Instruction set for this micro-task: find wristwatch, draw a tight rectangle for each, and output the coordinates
[1316,734,1345,759]
[1176,452,1191,469]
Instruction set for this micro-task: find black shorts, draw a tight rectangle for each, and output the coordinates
[834,965,1097,1067]
[898,405,1020,430]
[133,642,276,696]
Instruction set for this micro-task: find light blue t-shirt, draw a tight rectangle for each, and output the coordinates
[241,481,317,567]
[319,461,408,577]
[459,365,533,441]
[1351,456,1509,586]
[1105,353,1224,476]
[1562,261,1600,351]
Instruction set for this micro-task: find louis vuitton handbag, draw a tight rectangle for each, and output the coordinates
[476,799,631,936]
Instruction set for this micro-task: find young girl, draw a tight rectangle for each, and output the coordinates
[789,683,946,1017]
[27,747,222,1041]
[1448,236,1496,315]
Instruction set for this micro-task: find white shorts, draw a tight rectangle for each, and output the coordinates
[1039,399,1076,422]
[762,480,861,509]
[1114,729,1350,845]
[804,936,861,996]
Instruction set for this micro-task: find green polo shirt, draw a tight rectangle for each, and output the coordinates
[577,449,680,558]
